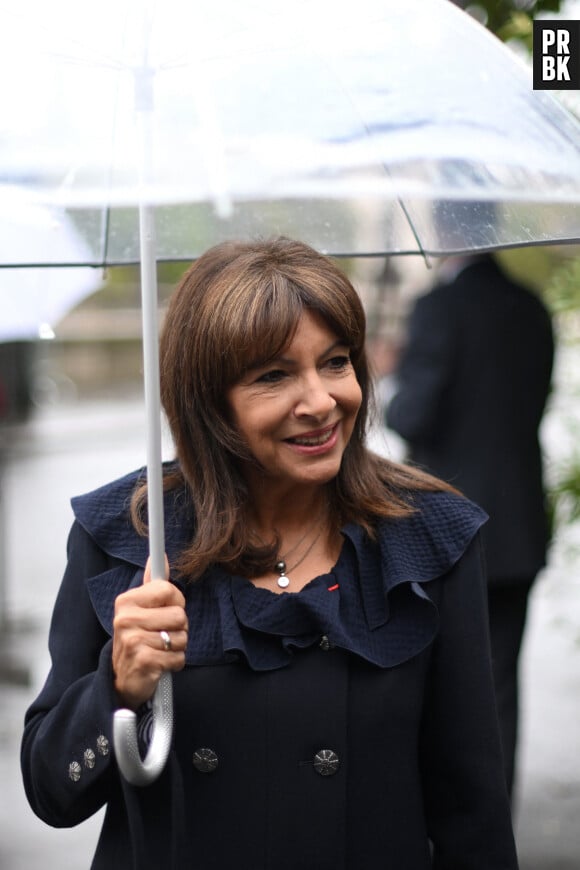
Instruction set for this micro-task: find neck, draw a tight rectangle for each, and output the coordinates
[247,483,331,536]
[247,488,340,591]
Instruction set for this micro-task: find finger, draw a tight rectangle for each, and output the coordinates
[157,629,188,653]
[143,554,170,584]
[115,602,188,635]
[113,639,186,708]
[116,579,185,612]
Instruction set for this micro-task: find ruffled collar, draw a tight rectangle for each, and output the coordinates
[74,465,487,672]
[72,463,194,568]
[216,530,436,670]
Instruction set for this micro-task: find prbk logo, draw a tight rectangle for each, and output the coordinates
[533,21,580,89]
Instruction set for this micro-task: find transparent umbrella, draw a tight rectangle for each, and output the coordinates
[2,0,579,786]
[0,189,101,342]
[1,0,580,262]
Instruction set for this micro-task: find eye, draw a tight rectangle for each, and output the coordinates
[325,354,351,371]
[255,368,287,384]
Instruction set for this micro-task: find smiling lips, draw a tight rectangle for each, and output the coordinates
[285,422,339,451]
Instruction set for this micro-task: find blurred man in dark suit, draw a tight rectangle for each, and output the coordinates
[386,253,554,801]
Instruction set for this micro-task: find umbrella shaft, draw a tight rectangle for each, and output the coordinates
[139,201,165,582]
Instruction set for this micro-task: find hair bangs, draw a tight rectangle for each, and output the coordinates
[219,275,306,385]
[228,273,366,384]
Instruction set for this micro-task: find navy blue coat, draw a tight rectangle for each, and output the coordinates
[21,468,518,869]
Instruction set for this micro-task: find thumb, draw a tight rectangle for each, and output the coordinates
[143,554,170,584]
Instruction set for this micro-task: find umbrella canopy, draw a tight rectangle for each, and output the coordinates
[0,190,101,341]
[1,0,580,261]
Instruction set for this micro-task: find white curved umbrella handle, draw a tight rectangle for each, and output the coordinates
[113,672,173,786]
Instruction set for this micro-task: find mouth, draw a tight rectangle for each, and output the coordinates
[284,422,338,448]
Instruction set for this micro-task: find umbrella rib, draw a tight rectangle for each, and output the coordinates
[101,208,112,270]
[393,196,431,268]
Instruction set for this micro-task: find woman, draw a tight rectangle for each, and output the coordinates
[21,238,518,869]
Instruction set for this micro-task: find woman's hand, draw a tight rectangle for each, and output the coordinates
[112,557,188,710]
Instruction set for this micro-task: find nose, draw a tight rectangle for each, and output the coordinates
[293,372,337,420]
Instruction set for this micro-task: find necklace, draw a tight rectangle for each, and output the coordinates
[252,509,327,589]
[272,522,312,568]
[275,527,324,588]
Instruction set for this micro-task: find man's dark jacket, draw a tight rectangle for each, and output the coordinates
[387,255,554,584]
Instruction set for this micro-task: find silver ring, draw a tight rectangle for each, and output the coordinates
[160,630,172,652]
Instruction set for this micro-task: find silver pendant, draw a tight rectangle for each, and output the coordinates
[276,560,290,588]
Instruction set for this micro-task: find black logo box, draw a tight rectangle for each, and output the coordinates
[533,21,580,89]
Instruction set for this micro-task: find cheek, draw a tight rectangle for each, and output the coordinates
[345,379,363,416]
[341,383,363,442]
[234,403,280,444]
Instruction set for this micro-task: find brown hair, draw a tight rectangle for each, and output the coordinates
[132,237,452,580]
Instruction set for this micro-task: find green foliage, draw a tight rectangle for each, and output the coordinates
[543,255,580,539]
[544,256,580,316]
[451,0,563,50]
[549,454,580,526]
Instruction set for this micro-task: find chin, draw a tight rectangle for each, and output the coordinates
[295,460,343,488]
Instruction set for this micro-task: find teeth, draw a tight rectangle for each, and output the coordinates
[292,427,334,446]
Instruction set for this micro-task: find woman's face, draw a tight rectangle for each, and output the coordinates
[227,309,362,494]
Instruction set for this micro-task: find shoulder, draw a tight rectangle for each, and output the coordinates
[71,466,146,562]
[71,461,190,567]
[399,487,486,529]
[375,490,487,586]
[407,282,460,332]
[72,465,145,520]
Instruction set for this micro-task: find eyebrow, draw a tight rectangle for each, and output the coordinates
[250,339,349,370]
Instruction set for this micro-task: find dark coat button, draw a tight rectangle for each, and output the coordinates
[313,749,340,776]
[319,635,334,651]
[192,748,219,773]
